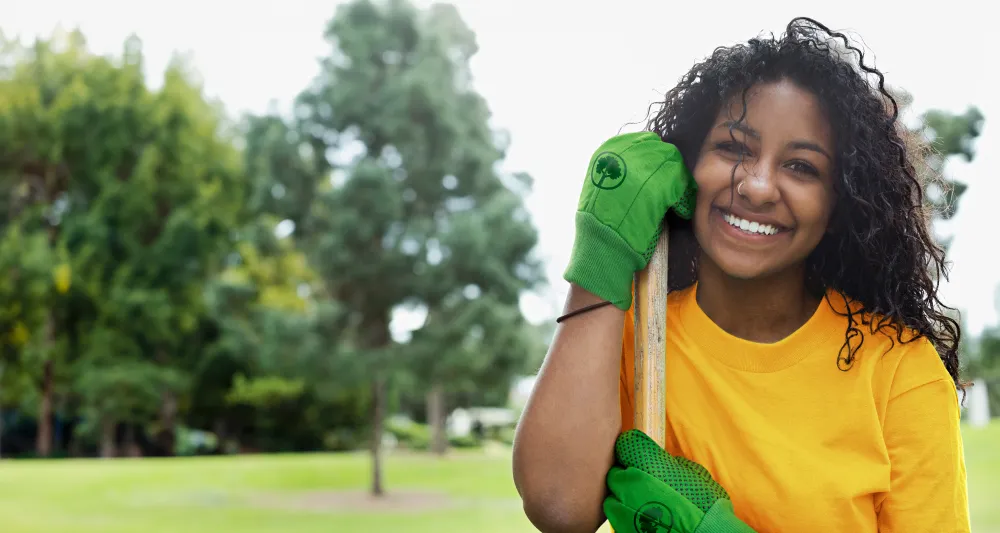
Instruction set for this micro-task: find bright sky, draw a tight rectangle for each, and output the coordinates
[7,0,998,336]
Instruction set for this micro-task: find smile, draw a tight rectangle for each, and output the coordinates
[718,210,788,237]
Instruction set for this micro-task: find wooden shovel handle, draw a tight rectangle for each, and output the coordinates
[632,225,669,447]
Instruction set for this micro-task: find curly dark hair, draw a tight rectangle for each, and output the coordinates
[646,17,964,390]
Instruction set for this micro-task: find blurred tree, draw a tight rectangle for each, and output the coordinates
[216,110,359,453]
[0,226,55,457]
[190,224,349,453]
[0,30,245,455]
[0,30,86,457]
[407,180,543,454]
[287,0,542,492]
[894,88,985,247]
[74,357,180,457]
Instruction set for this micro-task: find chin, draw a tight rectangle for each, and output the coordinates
[715,259,777,281]
[698,244,791,281]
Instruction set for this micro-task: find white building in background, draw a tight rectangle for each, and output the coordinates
[447,408,474,437]
[447,407,518,437]
[445,375,538,438]
[965,379,991,428]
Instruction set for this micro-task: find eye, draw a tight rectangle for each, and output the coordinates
[787,160,820,177]
[714,141,751,157]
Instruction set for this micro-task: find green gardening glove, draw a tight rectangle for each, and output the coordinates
[564,132,696,310]
[604,429,757,533]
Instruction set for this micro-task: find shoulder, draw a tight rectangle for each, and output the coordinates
[804,290,957,412]
[877,335,954,401]
[822,296,958,412]
[849,319,952,400]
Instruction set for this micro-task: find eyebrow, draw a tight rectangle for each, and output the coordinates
[718,120,832,161]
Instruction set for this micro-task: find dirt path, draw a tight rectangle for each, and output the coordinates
[249,489,457,512]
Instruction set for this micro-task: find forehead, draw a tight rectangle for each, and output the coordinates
[716,80,833,145]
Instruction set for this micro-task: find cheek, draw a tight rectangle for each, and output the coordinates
[786,186,835,230]
[692,153,738,191]
[692,156,739,217]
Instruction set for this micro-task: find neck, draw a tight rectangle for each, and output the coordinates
[694,253,820,344]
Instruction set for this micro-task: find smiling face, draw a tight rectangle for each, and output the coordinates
[691,79,837,281]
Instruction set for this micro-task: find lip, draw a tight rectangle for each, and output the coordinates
[712,207,792,244]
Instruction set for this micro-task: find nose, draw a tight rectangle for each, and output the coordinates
[737,161,780,206]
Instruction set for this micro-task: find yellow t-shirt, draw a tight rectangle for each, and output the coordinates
[618,284,970,533]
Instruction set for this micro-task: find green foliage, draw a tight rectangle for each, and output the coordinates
[966,326,1000,418]
[225,374,307,408]
[922,107,986,163]
[448,433,482,449]
[293,0,543,321]
[385,416,431,450]
[323,427,364,452]
[0,29,248,455]
[0,226,54,352]
[894,88,985,226]
[73,359,184,435]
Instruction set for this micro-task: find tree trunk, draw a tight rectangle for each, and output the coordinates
[100,419,117,458]
[213,418,227,455]
[155,349,178,456]
[371,374,386,497]
[158,390,178,456]
[427,383,448,455]
[363,313,390,497]
[36,359,53,457]
[68,433,82,458]
[35,308,57,458]
[124,424,141,457]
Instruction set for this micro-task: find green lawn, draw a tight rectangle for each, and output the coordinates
[965,422,1000,531]
[0,425,996,533]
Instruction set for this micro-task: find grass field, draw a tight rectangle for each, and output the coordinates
[0,424,996,532]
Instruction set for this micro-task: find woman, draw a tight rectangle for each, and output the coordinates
[512,17,970,533]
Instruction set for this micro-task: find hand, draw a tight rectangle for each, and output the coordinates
[604,429,757,533]
[563,132,695,310]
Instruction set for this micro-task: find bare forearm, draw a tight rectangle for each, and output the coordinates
[512,284,625,532]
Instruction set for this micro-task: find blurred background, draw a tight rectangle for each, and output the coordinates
[0,0,996,531]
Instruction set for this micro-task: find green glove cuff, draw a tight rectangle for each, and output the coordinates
[563,211,645,310]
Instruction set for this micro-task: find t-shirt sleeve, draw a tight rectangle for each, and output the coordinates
[876,339,971,533]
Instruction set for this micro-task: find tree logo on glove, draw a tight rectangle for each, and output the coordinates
[590,151,627,190]
[634,501,673,533]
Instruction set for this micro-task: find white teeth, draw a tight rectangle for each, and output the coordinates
[724,213,779,235]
